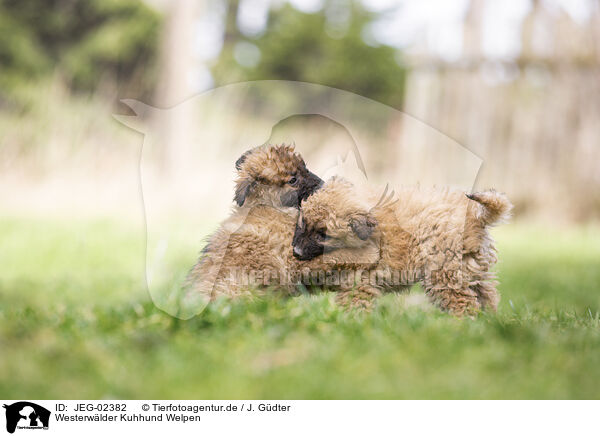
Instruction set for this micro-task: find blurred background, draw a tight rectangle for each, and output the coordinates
[1,0,600,398]
[1,0,599,222]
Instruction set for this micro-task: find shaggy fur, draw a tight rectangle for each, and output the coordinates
[184,144,323,302]
[185,204,300,299]
[233,143,322,208]
[293,177,513,316]
[184,203,379,302]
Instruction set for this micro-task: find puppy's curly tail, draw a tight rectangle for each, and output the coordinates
[466,190,513,226]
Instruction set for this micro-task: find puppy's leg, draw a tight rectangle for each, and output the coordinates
[424,285,481,316]
[463,253,500,312]
[185,248,254,302]
[471,280,499,312]
[335,284,382,311]
[423,266,481,316]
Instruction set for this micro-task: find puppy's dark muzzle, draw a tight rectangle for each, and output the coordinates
[293,246,305,260]
[292,240,324,260]
[293,245,322,260]
[308,171,324,190]
[299,171,324,202]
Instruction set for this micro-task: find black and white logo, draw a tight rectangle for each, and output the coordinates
[3,402,50,434]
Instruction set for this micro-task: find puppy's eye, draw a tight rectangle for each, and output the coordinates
[288,176,298,186]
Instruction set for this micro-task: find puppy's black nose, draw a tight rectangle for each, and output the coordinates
[293,246,304,259]
[309,171,323,189]
[301,171,323,199]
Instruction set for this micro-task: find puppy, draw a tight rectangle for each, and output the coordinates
[233,143,322,208]
[184,144,324,302]
[292,177,513,316]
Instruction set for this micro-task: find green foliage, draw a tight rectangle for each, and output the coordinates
[1,218,600,398]
[213,1,406,108]
[0,0,160,99]
[0,13,49,83]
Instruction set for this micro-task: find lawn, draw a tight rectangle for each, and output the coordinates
[1,217,600,399]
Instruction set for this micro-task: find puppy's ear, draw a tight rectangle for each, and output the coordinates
[234,177,254,206]
[349,213,377,240]
[235,150,252,170]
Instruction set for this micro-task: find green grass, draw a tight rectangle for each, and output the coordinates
[1,217,600,399]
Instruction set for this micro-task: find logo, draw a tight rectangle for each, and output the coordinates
[3,402,50,434]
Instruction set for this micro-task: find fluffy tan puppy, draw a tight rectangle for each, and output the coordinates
[184,144,323,302]
[232,143,322,209]
[292,177,513,316]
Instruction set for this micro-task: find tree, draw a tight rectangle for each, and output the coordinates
[0,0,161,100]
[212,1,406,108]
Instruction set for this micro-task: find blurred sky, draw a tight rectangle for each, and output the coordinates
[192,0,597,91]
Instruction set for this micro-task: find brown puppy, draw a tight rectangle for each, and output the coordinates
[292,177,513,316]
[184,144,323,303]
[233,143,322,208]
